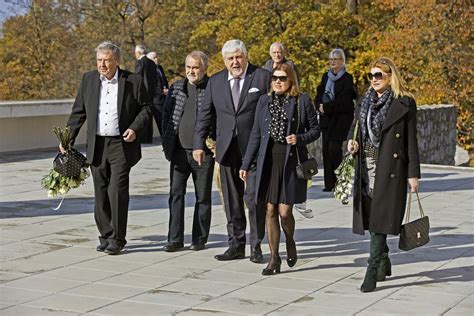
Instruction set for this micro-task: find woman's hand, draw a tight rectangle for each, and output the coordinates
[239,170,248,181]
[319,104,324,113]
[286,134,297,145]
[408,177,419,192]
[347,139,359,154]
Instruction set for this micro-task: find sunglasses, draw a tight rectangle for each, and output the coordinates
[272,75,288,82]
[367,72,386,81]
[329,58,342,61]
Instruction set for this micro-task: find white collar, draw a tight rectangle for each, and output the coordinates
[100,69,119,83]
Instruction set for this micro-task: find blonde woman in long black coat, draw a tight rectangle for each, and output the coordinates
[348,57,420,292]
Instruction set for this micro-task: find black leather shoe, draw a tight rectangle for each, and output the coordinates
[96,243,108,252]
[250,248,264,263]
[214,248,245,261]
[262,258,282,276]
[189,243,205,251]
[163,243,184,252]
[104,244,123,255]
[322,187,333,192]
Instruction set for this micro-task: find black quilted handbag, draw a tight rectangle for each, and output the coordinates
[53,148,87,177]
[399,190,430,251]
[295,97,318,180]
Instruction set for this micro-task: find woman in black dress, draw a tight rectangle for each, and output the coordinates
[240,64,320,275]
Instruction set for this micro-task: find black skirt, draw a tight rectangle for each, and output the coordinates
[260,138,297,205]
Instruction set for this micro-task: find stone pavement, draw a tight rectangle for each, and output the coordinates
[0,142,473,315]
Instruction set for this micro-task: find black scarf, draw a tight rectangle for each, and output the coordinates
[269,93,289,143]
[359,88,393,147]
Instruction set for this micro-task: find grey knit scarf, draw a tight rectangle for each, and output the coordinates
[323,67,346,102]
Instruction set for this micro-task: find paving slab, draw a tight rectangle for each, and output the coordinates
[0,144,473,315]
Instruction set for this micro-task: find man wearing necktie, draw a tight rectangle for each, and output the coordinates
[193,39,271,262]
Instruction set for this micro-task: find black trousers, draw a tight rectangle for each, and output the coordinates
[168,147,214,245]
[91,136,131,247]
[322,131,343,190]
[220,140,265,251]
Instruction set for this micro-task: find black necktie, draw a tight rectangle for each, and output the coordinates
[231,77,241,111]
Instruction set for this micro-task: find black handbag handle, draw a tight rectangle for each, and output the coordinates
[405,190,425,224]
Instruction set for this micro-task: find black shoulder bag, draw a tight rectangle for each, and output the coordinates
[399,190,430,251]
[295,97,318,180]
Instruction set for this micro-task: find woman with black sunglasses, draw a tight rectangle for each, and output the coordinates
[239,63,320,275]
[347,57,420,292]
[316,48,357,192]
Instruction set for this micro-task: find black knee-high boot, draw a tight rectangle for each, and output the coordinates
[377,240,392,281]
[361,232,386,293]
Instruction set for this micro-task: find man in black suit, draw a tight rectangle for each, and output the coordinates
[193,39,271,262]
[65,41,151,255]
[134,45,158,143]
[146,51,169,137]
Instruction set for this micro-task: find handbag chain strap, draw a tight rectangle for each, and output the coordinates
[295,96,302,164]
[405,190,425,223]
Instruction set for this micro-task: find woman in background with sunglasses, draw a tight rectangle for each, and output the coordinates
[316,48,357,192]
[239,63,320,275]
[347,57,420,292]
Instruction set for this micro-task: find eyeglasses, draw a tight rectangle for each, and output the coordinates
[272,75,288,82]
[367,72,386,81]
[329,58,342,61]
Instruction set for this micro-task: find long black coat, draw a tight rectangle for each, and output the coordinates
[241,93,320,204]
[135,56,159,101]
[315,72,356,141]
[351,96,421,235]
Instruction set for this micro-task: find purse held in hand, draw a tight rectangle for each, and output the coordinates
[399,190,430,251]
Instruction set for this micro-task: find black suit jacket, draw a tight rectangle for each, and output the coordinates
[135,56,159,101]
[193,63,271,163]
[67,69,151,167]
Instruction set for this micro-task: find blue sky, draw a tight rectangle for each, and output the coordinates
[0,0,28,27]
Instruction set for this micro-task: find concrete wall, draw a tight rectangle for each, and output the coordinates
[0,100,458,166]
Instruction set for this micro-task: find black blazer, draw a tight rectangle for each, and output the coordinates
[135,56,159,101]
[67,69,151,167]
[315,72,356,141]
[193,63,271,163]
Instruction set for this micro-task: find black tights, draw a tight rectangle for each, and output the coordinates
[266,203,295,263]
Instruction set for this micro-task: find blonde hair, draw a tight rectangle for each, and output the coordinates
[268,63,299,97]
[370,57,413,98]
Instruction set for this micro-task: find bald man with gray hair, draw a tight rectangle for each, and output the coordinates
[263,42,298,79]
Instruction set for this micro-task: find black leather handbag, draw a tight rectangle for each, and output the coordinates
[53,148,87,177]
[399,190,430,251]
[295,97,318,180]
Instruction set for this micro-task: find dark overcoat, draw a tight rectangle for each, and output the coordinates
[241,93,320,204]
[315,72,357,141]
[351,95,421,235]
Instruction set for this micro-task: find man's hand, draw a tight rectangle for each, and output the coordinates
[286,134,297,145]
[193,149,205,166]
[319,104,324,113]
[239,170,248,181]
[122,129,136,142]
[408,177,419,192]
[347,139,359,154]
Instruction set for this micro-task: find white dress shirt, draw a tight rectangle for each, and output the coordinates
[97,70,120,136]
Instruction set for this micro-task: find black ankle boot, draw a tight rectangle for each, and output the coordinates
[262,258,282,276]
[360,233,386,293]
[377,253,392,281]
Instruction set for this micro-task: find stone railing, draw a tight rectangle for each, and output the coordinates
[417,105,457,165]
[0,100,458,166]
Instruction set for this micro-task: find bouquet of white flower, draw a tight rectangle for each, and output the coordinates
[334,121,359,205]
[41,126,89,209]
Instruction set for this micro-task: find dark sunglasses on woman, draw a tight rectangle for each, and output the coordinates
[271,75,288,82]
[367,72,385,81]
